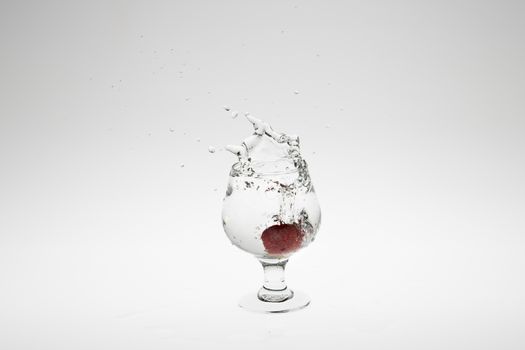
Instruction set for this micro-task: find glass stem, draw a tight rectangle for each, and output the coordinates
[257,259,294,302]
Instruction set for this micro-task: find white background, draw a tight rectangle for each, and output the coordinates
[1,1,524,349]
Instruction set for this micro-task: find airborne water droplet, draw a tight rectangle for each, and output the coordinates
[208,146,216,153]
[180,163,185,168]
[224,106,231,111]
[294,90,299,95]
[231,111,239,119]
[196,138,201,142]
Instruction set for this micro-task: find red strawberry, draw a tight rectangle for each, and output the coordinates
[261,224,304,255]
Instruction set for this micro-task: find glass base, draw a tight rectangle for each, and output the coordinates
[239,290,310,313]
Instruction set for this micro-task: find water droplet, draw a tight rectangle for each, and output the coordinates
[294,90,299,95]
[180,163,185,168]
[213,188,218,192]
[208,146,216,153]
[169,128,174,132]
[224,106,231,111]
[325,124,331,129]
[231,111,239,119]
[196,138,201,142]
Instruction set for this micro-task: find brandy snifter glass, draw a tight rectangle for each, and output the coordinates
[222,158,321,313]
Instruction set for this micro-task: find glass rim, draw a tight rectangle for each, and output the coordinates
[232,158,299,176]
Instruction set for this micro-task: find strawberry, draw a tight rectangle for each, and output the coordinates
[261,223,304,255]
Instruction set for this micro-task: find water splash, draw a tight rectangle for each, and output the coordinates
[222,114,319,258]
[225,114,311,189]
